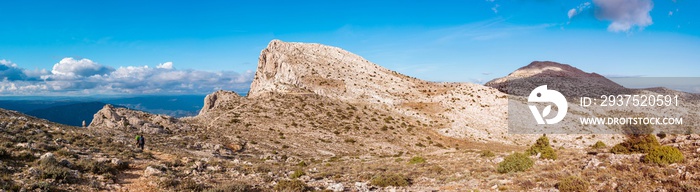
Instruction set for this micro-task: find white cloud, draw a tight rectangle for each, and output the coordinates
[668,8,678,16]
[156,62,174,69]
[0,58,254,95]
[491,4,500,14]
[593,0,653,32]
[568,9,577,19]
[568,2,592,19]
[51,57,114,78]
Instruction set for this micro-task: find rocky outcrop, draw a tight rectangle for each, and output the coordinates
[199,90,241,115]
[248,39,424,105]
[89,104,189,134]
[237,40,523,144]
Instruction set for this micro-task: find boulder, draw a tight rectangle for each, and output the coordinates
[144,166,163,176]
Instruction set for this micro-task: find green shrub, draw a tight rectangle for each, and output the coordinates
[556,176,589,192]
[205,182,258,192]
[656,131,667,139]
[38,157,75,183]
[591,141,606,149]
[526,135,557,160]
[497,152,533,173]
[55,149,77,158]
[643,146,684,166]
[0,148,10,159]
[274,179,309,192]
[114,160,130,170]
[370,173,410,187]
[610,134,659,154]
[289,170,305,179]
[408,156,426,164]
[77,159,117,175]
[480,150,495,158]
[157,176,179,189]
[13,151,36,161]
[177,179,206,191]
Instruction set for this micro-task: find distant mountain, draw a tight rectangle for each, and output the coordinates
[0,100,81,113]
[26,101,114,127]
[485,61,627,97]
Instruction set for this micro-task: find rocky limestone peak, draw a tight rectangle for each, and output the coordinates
[247,39,426,105]
[90,104,189,134]
[199,90,241,115]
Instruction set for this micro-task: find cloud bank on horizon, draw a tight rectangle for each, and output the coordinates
[0,58,253,95]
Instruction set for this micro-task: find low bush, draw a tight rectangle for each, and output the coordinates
[643,146,684,166]
[205,182,259,192]
[591,141,606,149]
[274,179,309,192]
[38,157,75,183]
[77,159,117,175]
[370,173,410,187]
[656,131,667,139]
[177,179,206,191]
[526,135,557,160]
[497,152,533,173]
[54,149,77,158]
[0,148,10,159]
[480,150,495,158]
[610,134,659,154]
[289,170,305,179]
[114,160,130,170]
[408,156,426,164]
[556,176,590,192]
[157,176,179,189]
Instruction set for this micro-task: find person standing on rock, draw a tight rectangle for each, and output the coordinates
[136,134,145,151]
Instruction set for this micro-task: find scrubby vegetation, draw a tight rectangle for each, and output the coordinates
[289,170,305,179]
[611,134,660,154]
[497,152,533,173]
[527,135,557,160]
[38,156,75,183]
[274,179,309,192]
[480,150,495,157]
[611,125,660,154]
[205,182,259,192]
[591,141,606,149]
[408,156,426,164]
[556,176,589,192]
[370,173,410,187]
[643,146,684,166]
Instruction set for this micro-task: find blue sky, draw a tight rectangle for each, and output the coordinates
[0,0,698,95]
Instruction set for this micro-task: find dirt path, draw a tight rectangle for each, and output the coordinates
[116,150,176,192]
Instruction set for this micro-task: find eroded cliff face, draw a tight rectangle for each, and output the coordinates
[89,104,190,134]
[199,90,241,115]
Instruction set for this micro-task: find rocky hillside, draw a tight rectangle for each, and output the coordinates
[2,40,699,191]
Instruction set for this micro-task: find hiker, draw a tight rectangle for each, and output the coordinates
[136,134,145,150]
